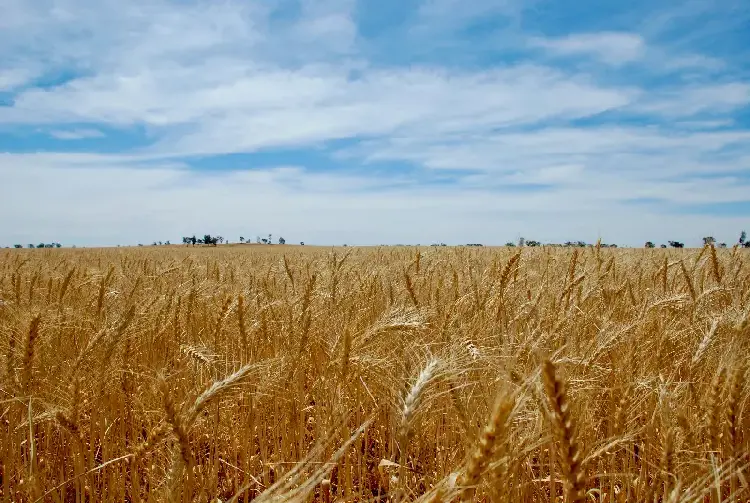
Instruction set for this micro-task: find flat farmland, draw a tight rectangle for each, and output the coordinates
[1,245,748,502]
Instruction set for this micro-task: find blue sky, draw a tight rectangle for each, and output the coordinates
[1,0,749,247]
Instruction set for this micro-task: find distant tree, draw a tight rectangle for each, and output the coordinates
[261,238,268,244]
[165,241,170,245]
[718,243,727,248]
[739,231,746,245]
[268,234,273,245]
[645,241,655,248]
[14,244,22,249]
[668,241,685,248]
[278,237,286,245]
[745,241,750,248]
[562,240,586,247]
[28,244,34,248]
[239,237,245,244]
[526,240,541,247]
[660,244,667,248]
[300,241,305,246]
[217,236,224,245]
[37,243,45,248]
[702,236,715,246]
[505,242,516,247]
[55,243,61,248]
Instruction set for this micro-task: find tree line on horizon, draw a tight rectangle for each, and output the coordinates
[6,231,750,249]
[180,234,289,246]
[12,243,62,249]
[507,230,749,249]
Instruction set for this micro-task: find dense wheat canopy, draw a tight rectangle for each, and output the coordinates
[1,244,749,502]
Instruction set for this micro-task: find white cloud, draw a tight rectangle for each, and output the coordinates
[49,128,105,140]
[348,127,750,179]
[637,83,750,116]
[659,54,725,72]
[153,66,635,157]
[675,119,734,129]
[0,64,635,159]
[1,154,747,247]
[0,68,36,91]
[415,0,524,29]
[530,32,645,65]
[0,0,748,246]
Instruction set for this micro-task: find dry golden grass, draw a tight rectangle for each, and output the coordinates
[1,244,749,502]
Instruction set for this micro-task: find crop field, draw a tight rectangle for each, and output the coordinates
[1,245,748,503]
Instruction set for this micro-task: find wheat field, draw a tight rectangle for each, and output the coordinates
[1,244,748,503]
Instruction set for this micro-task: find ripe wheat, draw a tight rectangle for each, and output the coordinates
[0,244,748,502]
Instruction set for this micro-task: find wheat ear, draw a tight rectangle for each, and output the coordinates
[184,361,260,428]
[709,244,722,284]
[238,294,249,361]
[707,368,725,454]
[58,268,75,305]
[680,261,697,302]
[459,395,514,502]
[725,365,743,456]
[499,251,521,293]
[21,315,41,394]
[54,410,86,454]
[399,359,440,444]
[160,378,193,502]
[395,359,440,501]
[542,359,584,503]
[132,422,171,460]
[5,328,17,386]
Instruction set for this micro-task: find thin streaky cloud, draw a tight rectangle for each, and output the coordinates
[49,128,105,140]
[529,32,646,65]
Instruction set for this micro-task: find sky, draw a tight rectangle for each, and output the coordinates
[1,0,749,247]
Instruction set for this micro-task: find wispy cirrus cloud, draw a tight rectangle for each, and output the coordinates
[0,68,37,91]
[49,128,105,140]
[636,82,750,116]
[0,0,748,247]
[529,32,646,65]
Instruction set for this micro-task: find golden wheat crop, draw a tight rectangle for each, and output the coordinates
[1,244,748,502]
